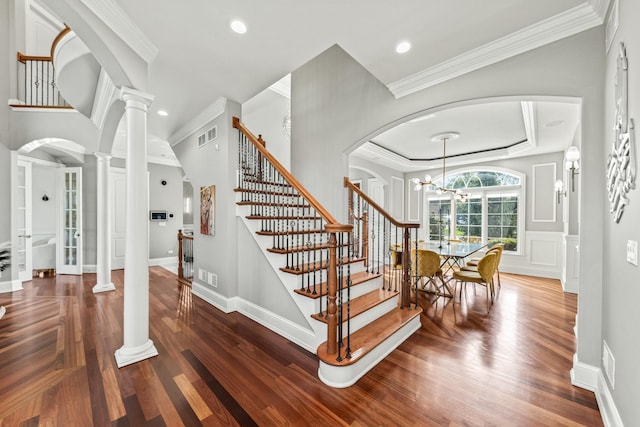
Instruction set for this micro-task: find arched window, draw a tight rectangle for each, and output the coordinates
[425,168,524,253]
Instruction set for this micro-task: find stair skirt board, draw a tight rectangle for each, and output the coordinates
[193,281,319,353]
[318,315,421,388]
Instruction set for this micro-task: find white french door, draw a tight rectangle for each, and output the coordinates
[16,160,33,282]
[56,168,82,275]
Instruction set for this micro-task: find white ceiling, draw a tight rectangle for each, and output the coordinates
[45,0,606,169]
[353,99,581,172]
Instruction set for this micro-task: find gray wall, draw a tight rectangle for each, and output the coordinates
[292,28,605,379]
[0,1,12,280]
[602,0,640,424]
[148,163,183,259]
[32,164,57,237]
[172,103,240,299]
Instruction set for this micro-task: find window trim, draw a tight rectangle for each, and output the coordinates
[421,167,526,254]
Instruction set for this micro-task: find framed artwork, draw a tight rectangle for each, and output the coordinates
[200,184,215,235]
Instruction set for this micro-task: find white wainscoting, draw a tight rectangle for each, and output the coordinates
[499,231,563,279]
[562,234,580,293]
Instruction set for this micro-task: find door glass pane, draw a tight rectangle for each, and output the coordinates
[63,171,79,267]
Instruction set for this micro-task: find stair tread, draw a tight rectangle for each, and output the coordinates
[317,307,422,367]
[256,229,325,236]
[310,288,398,324]
[280,257,364,275]
[246,215,320,220]
[294,270,381,299]
[267,241,349,254]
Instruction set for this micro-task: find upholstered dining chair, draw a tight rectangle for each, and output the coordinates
[462,243,504,288]
[453,252,498,313]
[389,244,404,286]
[410,248,449,297]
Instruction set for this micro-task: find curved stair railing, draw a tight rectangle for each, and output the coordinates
[233,117,353,361]
[11,27,72,109]
[344,178,421,308]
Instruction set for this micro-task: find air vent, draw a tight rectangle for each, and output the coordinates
[207,126,217,142]
[197,132,207,147]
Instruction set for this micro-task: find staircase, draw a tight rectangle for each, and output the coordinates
[233,118,422,388]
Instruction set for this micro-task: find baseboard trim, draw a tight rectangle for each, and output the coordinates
[596,371,624,427]
[149,256,177,266]
[571,354,623,427]
[192,281,318,353]
[0,279,23,294]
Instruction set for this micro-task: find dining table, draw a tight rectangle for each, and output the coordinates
[419,241,488,277]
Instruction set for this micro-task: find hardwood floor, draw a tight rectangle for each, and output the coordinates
[0,268,602,426]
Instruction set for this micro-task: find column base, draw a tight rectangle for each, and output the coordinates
[93,282,116,293]
[114,339,158,368]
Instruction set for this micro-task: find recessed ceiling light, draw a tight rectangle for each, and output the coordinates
[230,20,247,34]
[395,41,411,54]
[157,110,168,117]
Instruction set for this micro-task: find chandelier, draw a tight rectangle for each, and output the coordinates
[412,132,468,200]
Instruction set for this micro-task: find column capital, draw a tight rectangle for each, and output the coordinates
[119,87,155,109]
[94,152,112,161]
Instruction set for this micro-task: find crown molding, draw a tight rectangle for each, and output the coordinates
[169,97,227,146]
[91,68,118,130]
[78,0,158,64]
[269,78,291,99]
[521,101,538,149]
[389,2,606,98]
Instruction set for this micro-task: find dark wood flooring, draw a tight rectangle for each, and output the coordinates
[0,268,602,426]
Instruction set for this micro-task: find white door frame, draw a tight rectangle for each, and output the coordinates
[56,167,83,275]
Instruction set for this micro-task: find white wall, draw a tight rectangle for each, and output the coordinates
[242,87,291,170]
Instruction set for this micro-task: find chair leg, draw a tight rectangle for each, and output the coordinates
[496,269,501,287]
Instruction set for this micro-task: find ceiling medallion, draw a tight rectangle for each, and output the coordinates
[607,42,636,223]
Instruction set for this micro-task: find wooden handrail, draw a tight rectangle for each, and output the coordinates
[233,116,344,227]
[344,177,420,229]
[50,26,72,59]
[17,52,51,64]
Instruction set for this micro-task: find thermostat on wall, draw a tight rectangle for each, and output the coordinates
[149,210,168,221]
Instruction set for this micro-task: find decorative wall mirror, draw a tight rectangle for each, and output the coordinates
[607,42,636,223]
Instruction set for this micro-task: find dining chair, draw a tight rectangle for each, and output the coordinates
[411,248,449,297]
[389,244,403,286]
[452,252,498,313]
[463,243,504,287]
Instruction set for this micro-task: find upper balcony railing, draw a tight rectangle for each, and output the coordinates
[12,52,71,109]
[11,27,72,109]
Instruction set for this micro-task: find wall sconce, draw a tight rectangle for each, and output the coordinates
[554,180,566,204]
[565,146,580,192]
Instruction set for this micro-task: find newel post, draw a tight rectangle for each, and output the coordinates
[402,228,411,308]
[362,212,369,267]
[177,230,184,282]
[324,223,352,355]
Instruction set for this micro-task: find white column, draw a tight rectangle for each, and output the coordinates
[114,87,158,368]
[93,152,115,293]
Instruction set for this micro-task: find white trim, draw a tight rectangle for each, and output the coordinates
[83,264,97,273]
[169,97,227,146]
[0,279,24,294]
[532,163,557,222]
[570,354,623,427]
[78,0,158,63]
[192,281,317,353]
[17,154,64,168]
[90,69,118,130]
[390,176,405,220]
[148,256,178,266]
[521,101,538,149]
[388,3,604,98]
